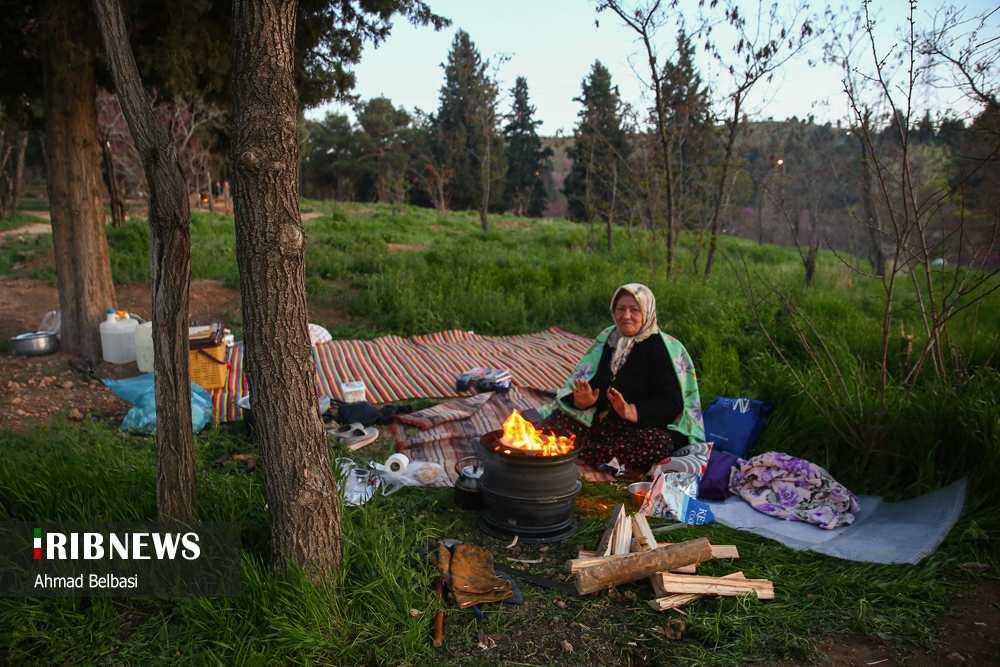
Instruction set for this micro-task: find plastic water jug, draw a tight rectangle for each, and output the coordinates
[100,309,139,364]
[135,321,154,372]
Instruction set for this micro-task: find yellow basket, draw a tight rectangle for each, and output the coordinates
[190,344,228,390]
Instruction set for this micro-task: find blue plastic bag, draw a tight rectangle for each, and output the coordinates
[702,397,773,458]
[102,373,213,435]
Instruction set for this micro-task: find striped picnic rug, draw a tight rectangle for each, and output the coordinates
[209,327,593,423]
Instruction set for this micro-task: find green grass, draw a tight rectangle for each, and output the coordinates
[0,211,44,233]
[1,200,998,664]
[0,418,993,666]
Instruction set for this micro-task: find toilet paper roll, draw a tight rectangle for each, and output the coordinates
[385,453,410,474]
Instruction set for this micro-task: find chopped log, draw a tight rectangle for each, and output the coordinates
[612,509,632,555]
[575,538,714,595]
[670,564,697,574]
[652,572,773,600]
[649,572,747,609]
[631,514,658,553]
[659,542,740,559]
[595,504,624,557]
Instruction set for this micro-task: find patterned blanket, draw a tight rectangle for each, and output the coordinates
[209,327,592,422]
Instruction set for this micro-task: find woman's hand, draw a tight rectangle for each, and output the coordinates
[571,379,599,409]
[608,388,638,423]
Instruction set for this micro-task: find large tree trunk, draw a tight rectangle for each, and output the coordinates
[41,5,117,362]
[93,0,197,522]
[11,132,28,216]
[232,0,343,578]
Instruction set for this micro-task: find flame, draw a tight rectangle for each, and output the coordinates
[499,409,575,456]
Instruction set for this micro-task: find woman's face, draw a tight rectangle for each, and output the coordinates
[614,293,644,337]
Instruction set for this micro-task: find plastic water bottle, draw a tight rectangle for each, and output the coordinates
[135,321,154,372]
[100,308,139,364]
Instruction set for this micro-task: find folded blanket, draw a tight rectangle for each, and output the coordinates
[729,452,860,529]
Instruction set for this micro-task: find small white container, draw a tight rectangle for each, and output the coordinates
[100,309,139,364]
[135,321,154,373]
[340,380,366,403]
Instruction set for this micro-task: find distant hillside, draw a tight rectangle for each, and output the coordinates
[540,136,573,219]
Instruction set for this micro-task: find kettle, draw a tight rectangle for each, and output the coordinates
[454,456,485,510]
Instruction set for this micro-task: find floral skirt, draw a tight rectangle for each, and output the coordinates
[536,410,686,472]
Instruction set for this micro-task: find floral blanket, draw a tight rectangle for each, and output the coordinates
[728,452,860,529]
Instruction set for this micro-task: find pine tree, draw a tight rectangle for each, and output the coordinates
[433,29,506,219]
[563,61,630,223]
[502,77,552,217]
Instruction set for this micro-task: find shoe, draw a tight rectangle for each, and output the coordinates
[331,424,378,450]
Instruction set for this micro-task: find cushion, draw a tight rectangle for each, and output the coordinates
[702,397,773,458]
[697,449,739,501]
[647,441,713,477]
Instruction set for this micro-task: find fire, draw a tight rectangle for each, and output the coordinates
[498,410,575,456]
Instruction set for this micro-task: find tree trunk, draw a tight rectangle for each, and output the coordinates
[206,170,215,213]
[480,135,490,233]
[607,162,616,253]
[93,0,197,522]
[11,131,28,215]
[101,135,127,228]
[857,116,885,277]
[704,96,743,278]
[804,240,819,286]
[41,6,116,362]
[232,0,343,579]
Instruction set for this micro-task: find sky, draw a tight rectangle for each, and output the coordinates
[305,0,999,135]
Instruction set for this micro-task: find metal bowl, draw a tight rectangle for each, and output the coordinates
[11,331,60,356]
[628,481,652,506]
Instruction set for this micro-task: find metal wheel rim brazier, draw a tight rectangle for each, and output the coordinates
[477,429,581,544]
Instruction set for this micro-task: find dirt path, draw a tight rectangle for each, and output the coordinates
[0,222,52,241]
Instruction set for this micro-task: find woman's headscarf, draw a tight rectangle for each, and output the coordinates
[607,283,659,374]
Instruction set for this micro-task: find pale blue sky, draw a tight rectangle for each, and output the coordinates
[305,0,998,134]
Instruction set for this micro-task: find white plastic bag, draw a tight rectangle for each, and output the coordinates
[39,311,61,339]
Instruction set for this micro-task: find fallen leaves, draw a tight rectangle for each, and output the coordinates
[654,619,687,640]
[560,639,574,653]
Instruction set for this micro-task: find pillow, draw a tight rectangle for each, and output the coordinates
[697,449,739,501]
[647,441,713,478]
[702,398,773,458]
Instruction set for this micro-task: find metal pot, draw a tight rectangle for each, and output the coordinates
[11,331,60,356]
[454,455,485,510]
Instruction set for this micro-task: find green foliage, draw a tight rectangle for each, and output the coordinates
[502,77,553,217]
[564,61,631,223]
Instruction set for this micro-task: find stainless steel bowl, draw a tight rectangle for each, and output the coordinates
[11,331,60,356]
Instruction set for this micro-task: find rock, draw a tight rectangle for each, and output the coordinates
[61,381,73,389]
[947,653,966,662]
[16,409,26,416]
[663,619,686,641]
[11,397,20,405]
[67,408,83,421]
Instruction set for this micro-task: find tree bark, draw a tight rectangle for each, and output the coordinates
[41,5,117,362]
[11,132,28,215]
[703,94,742,279]
[100,134,127,228]
[232,0,343,578]
[93,0,197,522]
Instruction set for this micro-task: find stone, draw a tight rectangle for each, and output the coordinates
[68,408,83,421]
[61,381,73,389]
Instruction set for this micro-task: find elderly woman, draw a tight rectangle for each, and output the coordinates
[535,283,704,472]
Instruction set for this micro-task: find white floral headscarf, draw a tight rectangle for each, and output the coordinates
[607,283,659,374]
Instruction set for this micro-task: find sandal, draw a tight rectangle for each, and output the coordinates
[328,422,363,438]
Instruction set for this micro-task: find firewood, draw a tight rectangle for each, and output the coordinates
[631,514,658,553]
[652,572,773,600]
[574,538,714,595]
[649,572,747,610]
[612,509,632,555]
[658,542,740,559]
[595,504,624,557]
